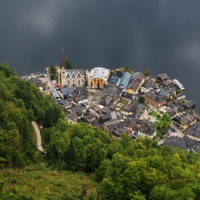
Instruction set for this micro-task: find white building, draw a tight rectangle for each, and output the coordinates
[89,67,110,88]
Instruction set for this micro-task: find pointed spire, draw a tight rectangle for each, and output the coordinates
[61,49,65,69]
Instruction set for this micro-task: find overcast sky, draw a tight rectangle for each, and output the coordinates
[1,0,200,112]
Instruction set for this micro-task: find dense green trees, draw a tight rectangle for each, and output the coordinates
[41,119,200,199]
[49,65,57,80]
[0,63,63,168]
[0,167,98,199]
[0,62,16,77]
[160,113,171,129]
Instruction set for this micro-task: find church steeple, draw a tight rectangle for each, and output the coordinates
[61,49,65,69]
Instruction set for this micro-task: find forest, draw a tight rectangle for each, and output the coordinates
[0,63,200,200]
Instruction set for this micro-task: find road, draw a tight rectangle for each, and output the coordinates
[31,121,46,153]
[38,67,54,91]
[169,123,185,138]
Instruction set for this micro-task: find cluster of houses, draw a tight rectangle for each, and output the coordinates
[163,121,200,153]
[27,65,200,152]
[47,67,156,139]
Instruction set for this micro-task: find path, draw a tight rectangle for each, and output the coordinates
[31,121,46,153]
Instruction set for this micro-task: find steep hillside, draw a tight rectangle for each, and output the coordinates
[0,165,97,200]
[0,63,63,168]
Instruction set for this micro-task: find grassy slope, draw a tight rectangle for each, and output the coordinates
[0,165,98,200]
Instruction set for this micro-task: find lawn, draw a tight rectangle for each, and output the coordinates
[148,109,159,117]
[119,99,128,106]
[179,100,187,105]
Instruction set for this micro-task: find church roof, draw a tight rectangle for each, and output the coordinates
[65,69,85,78]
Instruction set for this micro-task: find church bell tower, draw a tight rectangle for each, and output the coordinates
[60,49,66,86]
[61,49,65,70]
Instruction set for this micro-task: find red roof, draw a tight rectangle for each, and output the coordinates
[56,83,61,88]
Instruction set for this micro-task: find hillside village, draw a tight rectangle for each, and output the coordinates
[22,60,200,153]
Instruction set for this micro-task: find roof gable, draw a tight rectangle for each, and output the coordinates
[65,69,85,78]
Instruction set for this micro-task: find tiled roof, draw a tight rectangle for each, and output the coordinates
[90,67,109,81]
[145,91,165,103]
[186,121,200,138]
[65,69,85,78]
[107,75,120,85]
[118,72,131,88]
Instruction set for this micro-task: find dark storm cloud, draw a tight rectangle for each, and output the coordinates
[1,0,200,112]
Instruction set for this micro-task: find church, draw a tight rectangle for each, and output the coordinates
[59,50,86,87]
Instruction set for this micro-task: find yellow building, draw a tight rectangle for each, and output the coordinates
[89,67,110,88]
[145,91,165,108]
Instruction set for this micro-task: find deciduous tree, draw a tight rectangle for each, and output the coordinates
[159,113,171,129]
[143,68,151,77]
[65,58,73,69]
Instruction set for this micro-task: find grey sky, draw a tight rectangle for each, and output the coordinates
[1,1,200,112]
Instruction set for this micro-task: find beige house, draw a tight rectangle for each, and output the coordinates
[145,91,166,108]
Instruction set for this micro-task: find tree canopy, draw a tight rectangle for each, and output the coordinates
[160,113,171,129]
[0,63,63,168]
[143,68,151,77]
[49,65,57,80]
[65,58,73,69]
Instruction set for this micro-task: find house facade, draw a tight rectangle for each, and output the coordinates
[145,91,166,108]
[60,69,86,87]
[140,79,157,93]
[137,122,156,139]
[120,103,147,119]
[186,121,200,141]
[89,67,110,88]
[156,73,170,85]
[172,112,196,130]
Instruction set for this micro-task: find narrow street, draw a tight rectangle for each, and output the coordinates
[38,68,54,92]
